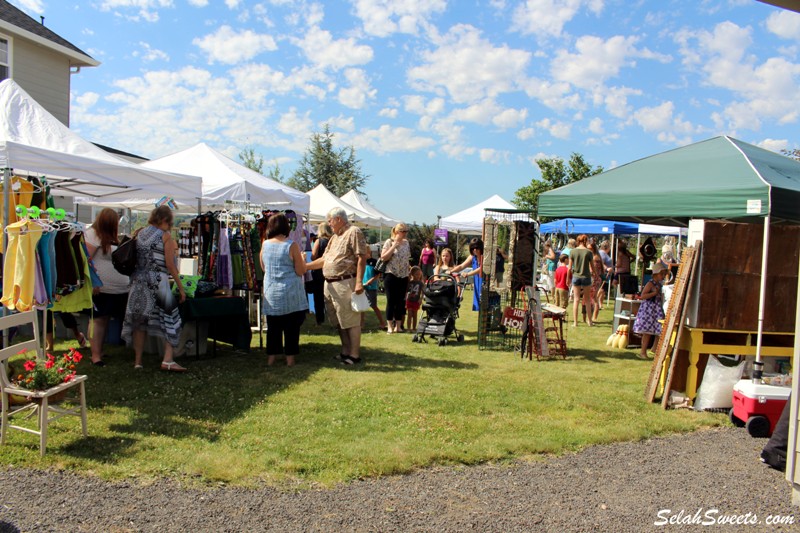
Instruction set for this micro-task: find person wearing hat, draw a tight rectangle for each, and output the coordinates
[632,262,668,360]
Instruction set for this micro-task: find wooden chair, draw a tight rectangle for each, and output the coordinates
[0,310,88,456]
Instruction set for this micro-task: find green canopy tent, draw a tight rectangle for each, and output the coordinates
[539,135,800,368]
[538,136,800,225]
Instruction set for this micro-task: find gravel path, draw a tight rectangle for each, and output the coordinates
[0,427,797,532]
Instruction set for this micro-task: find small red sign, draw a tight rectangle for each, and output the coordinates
[502,306,526,330]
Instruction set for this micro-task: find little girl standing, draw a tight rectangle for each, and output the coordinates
[405,266,425,332]
[633,262,667,359]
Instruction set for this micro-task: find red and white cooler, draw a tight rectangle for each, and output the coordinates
[730,379,790,438]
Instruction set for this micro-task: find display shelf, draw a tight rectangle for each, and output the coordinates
[612,297,642,349]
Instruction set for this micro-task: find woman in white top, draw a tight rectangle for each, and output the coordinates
[84,208,130,366]
[380,223,411,333]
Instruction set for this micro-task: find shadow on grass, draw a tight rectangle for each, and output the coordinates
[565,348,644,363]
[62,331,478,462]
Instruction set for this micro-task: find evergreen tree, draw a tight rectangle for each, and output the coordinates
[239,146,265,174]
[288,124,368,195]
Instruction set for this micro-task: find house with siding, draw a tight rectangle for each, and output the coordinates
[0,0,98,127]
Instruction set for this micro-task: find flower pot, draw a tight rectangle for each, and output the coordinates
[9,393,31,406]
[31,390,68,405]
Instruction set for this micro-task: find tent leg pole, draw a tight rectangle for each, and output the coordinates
[635,233,641,276]
[753,215,771,382]
[785,229,800,487]
[2,167,9,327]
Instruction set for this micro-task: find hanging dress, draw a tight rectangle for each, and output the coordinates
[471,254,482,312]
[121,225,182,347]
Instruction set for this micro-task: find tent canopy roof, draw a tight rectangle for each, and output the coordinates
[538,136,800,225]
[440,194,521,234]
[307,184,382,227]
[0,79,202,205]
[340,189,401,227]
[141,143,309,213]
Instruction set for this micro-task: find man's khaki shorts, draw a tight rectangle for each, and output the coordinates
[324,277,361,330]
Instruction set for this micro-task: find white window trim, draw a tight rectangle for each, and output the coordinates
[0,32,11,80]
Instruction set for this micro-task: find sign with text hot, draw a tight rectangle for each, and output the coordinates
[434,228,448,246]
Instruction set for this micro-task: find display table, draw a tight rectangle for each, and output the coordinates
[180,296,252,357]
[673,327,794,400]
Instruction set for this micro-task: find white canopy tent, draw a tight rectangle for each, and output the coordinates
[439,194,519,235]
[340,189,401,227]
[307,184,381,227]
[0,79,202,207]
[139,143,309,213]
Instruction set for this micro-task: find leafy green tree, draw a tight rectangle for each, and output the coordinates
[288,124,368,195]
[782,148,800,161]
[239,146,265,174]
[513,153,603,215]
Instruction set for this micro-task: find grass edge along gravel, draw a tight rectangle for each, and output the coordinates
[0,302,726,489]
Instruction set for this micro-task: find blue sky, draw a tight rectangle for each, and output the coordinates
[9,0,800,224]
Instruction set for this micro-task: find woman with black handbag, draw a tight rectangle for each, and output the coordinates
[121,206,187,372]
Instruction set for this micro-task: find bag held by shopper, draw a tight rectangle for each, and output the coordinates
[112,235,138,276]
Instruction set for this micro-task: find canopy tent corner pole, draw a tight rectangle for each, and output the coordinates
[786,230,800,488]
[2,167,9,325]
[753,214,771,383]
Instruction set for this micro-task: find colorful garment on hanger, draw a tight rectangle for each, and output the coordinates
[0,220,44,312]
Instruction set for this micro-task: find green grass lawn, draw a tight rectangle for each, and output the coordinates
[1,294,725,487]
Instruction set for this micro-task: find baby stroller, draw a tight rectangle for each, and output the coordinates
[412,274,465,346]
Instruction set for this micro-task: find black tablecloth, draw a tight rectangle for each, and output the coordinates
[180,296,251,351]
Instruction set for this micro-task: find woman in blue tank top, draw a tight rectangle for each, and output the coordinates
[260,213,309,366]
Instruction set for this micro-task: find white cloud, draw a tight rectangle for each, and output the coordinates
[134,42,169,62]
[350,125,437,154]
[193,25,277,65]
[632,101,696,144]
[766,10,800,41]
[408,24,531,104]
[758,138,789,152]
[522,78,581,112]
[552,35,671,90]
[587,117,604,134]
[11,0,44,12]
[295,26,373,70]
[337,68,377,109]
[511,0,604,39]
[326,115,356,132]
[352,0,447,37]
[225,0,241,8]
[403,95,445,116]
[479,148,510,164]
[448,99,527,129]
[535,118,571,139]
[676,21,800,131]
[98,0,173,22]
[188,0,208,6]
[230,64,329,102]
[517,127,534,140]
[379,107,399,118]
[493,107,528,129]
[600,86,641,118]
[71,67,280,158]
